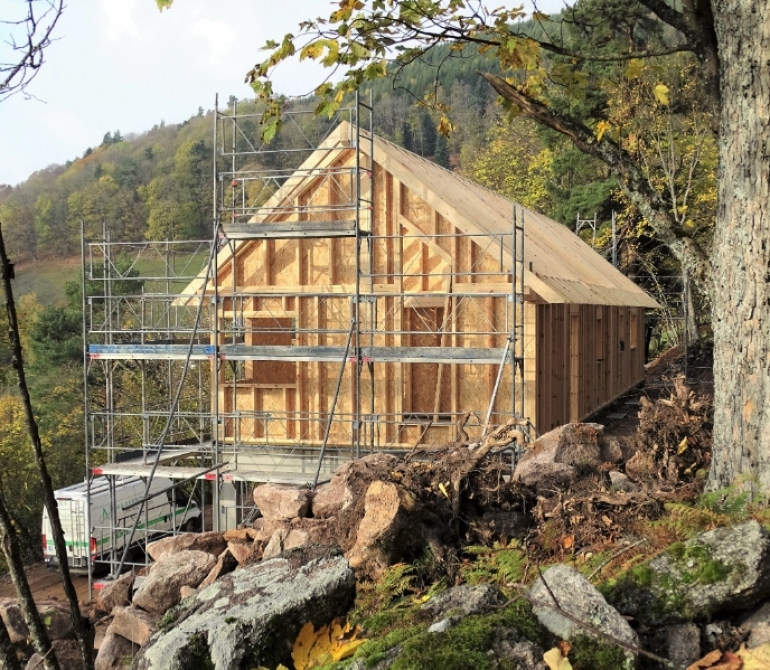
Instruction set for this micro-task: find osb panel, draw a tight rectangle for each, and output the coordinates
[273,239,298,284]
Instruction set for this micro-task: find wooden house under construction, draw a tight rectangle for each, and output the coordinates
[175,118,658,477]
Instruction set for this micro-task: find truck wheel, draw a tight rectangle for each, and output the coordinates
[182,517,201,533]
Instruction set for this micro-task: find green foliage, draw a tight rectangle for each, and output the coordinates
[569,634,631,670]
[459,541,528,586]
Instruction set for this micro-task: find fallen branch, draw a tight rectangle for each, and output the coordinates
[587,538,650,581]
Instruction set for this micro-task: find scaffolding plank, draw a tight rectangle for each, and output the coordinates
[89,344,215,360]
[90,343,507,364]
[222,221,364,239]
[92,465,217,479]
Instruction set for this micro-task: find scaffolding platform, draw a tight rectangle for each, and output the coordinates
[221,220,364,239]
[89,343,506,364]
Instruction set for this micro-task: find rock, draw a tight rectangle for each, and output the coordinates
[37,602,75,641]
[427,618,458,633]
[608,471,639,493]
[146,531,226,562]
[313,473,354,519]
[134,545,356,670]
[96,624,140,670]
[553,423,604,466]
[25,640,82,670]
[227,540,255,565]
[223,528,258,542]
[132,550,217,614]
[422,584,506,621]
[346,480,431,575]
[262,526,291,560]
[740,602,770,648]
[492,631,548,670]
[111,606,159,646]
[0,598,28,644]
[607,521,770,625]
[646,623,701,668]
[180,586,198,600]
[530,565,638,662]
[0,599,74,644]
[199,549,239,588]
[252,484,310,521]
[601,436,624,463]
[95,570,134,613]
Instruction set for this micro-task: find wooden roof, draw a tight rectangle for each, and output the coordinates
[180,122,659,308]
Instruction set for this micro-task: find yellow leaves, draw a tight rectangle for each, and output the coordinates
[438,481,451,498]
[654,83,670,106]
[291,619,365,670]
[678,436,690,455]
[544,641,573,670]
[624,58,646,82]
[437,115,454,137]
[595,120,611,142]
[532,10,551,21]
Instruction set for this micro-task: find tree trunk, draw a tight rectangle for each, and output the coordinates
[708,0,770,491]
[0,495,59,670]
[0,226,95,670]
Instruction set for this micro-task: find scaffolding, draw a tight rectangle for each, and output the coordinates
[83,94,529,578]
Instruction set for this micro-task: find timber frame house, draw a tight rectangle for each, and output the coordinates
[84,98,658,542]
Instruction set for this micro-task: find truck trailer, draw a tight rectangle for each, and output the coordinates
[42,476,201,573]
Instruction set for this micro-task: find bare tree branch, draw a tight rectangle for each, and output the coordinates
[0,0,64,102]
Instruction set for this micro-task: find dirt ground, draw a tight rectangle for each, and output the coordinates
[0,563,92,603]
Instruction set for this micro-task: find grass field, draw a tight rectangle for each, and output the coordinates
[12,247,211,307]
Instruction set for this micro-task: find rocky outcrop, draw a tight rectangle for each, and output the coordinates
[133,545,356,670]
[146,531,227,562]
[530,565,639,664]
[607,521,770,625]
[253,483,311,521]
[133,550,217,614]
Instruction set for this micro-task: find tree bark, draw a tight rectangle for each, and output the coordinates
[0,225,94,670]
[0,494,58,670]
[707,0,770,491]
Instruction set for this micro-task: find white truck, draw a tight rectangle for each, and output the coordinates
[42,475,201,573]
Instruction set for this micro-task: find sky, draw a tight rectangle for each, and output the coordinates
[0,0,564,187]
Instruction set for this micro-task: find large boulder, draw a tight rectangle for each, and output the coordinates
[95,570,134,613]
[146,531,226,562]
[133,545,356,670]
[606,521,770,625]
[0,598,28,644]
[95,624,139,670]
[252,484,310,521]
[530,565,638,665]
[132,550,217,614]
